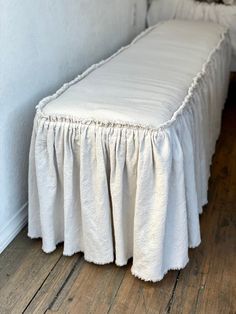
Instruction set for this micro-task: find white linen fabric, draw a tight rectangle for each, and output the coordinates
[223,0,236,5]
[148,0,236,71]
[28,20,231,282]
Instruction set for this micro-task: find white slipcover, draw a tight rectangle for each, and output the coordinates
[148,0,236,71]
[28,20,231,282]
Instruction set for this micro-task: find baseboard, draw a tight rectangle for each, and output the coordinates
[0,202,28,253]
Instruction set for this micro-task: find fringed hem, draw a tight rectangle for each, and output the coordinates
[28,231,200,282]
[131,259,190,283]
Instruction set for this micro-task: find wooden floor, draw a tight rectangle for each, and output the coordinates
[0,80,235,314]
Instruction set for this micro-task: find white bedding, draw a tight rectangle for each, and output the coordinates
[28,20,231,282]
[147,0,236,71]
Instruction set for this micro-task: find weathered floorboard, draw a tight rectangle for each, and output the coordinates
[0,229,62,314]
[23,254,81,314]
[108,269,179,314]
[47,261,128,314]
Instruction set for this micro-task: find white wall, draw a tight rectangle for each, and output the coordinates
[0,0,147,252]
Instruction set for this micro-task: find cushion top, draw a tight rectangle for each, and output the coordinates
[43,20,226,129]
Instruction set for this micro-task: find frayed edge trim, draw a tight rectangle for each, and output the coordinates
[130,242,202,283]
[28,232,202,282]
[131,258,189,283]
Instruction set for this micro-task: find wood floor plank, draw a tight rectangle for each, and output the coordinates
[169,95,236,314]
[23,254,81,314]
[108,267,178,314]
[46,261,127,314]
[0,229,62,314]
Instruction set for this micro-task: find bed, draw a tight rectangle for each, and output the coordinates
[28,20,231,282]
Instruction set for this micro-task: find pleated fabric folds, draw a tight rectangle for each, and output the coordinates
[28,23,231,282]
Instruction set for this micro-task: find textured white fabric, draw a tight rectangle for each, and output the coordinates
[148,0,236,71]
[223,0,236,5]
[28,20,231,282]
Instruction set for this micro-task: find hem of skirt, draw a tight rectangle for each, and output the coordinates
[28,232,202,282]
[131,240,202,283]
[131,259,189,283]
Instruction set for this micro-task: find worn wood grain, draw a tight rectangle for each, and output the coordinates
[46,261,128,314]
[23,254,81,314]
[108,267,179,314]
[0,229,62,314]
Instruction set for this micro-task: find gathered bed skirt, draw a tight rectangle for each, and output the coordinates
[28,20,231,282]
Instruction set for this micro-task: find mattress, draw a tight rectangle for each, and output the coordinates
[28,20,231,282]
